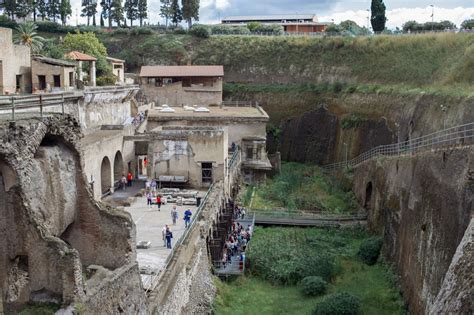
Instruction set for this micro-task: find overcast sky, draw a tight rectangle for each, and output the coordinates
[68,0,474,29]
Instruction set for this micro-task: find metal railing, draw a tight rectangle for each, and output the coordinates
[0,93,79,121]
[324,122,474,171]
[228,148,240,169]
[249,208,367,221]
[221,100,256,107]
[144,183,214,294]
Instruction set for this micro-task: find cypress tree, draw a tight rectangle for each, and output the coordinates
[160,0,172,27]
[100,0,113,28]
[124,0,138,26]
[181,0,198,28]
[370,0,387,33]
[137,0,147,26]
[60,0,72,25]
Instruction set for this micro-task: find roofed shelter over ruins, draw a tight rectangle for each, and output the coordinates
[66,51,97,87]
[139,65,224,106]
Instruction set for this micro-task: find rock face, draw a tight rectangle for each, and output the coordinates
[352,147,473,314]
[0,116,147,313]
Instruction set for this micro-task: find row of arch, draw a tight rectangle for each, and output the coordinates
[100,151,124,195]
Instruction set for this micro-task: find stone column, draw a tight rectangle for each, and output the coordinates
[90,61,96,87]
[78,61,83,81]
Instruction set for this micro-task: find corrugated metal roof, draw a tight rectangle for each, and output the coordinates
[66,51,97,61]
[139,65,224,77]
[222,14,316,21]
[33,55,76,67]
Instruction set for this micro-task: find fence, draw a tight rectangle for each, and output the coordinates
[144,183,214,294]
[324,122,474,171]
[0,93,80,121]
[248,208,367,220]
[221,100,257,107]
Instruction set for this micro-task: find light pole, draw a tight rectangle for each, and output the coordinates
[366,9,370,31]
[430,5,434,31]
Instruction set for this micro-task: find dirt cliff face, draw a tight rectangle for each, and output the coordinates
[352,147,473,314]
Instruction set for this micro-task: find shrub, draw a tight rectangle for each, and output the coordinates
[0,15,17,28]
[211,25,251,35]
[313,292,361,315]
[173,27,187,35]
[341,114,365,129]
[358,237,383,265]
[190,24,210,38]
[300,276,327,296]
[96,74,117,86]
[130,27,153,35]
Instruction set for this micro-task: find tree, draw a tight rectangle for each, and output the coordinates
[461,19,474,30]
[14,21,45,54]
[124,0,138,26]
[370,0,386,33]
[100,0,113,28]
[0,0,16,20]
[402,20,422,33]
[48,0,61,22]
[15,0,33,20]
[81,0,98,26]
[181,0,198,28]
[160,0,172,27]
[137,0,147,26]
[60,0,72,25]
[170,0,181,26]
[36,0,49,21]
[110,0,124,26]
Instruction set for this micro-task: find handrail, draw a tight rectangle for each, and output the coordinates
[228,148,240,169]
[144,183,214,294]
[323,122,474,171]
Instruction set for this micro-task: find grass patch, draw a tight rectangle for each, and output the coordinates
[252,162,356,212]
[213,227,406,315]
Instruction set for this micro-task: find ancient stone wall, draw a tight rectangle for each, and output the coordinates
[0,116,147,313]
[352,147,473,314]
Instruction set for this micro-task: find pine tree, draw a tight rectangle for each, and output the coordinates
[160,0,172,27]
[370,0,387,33]
[110,0,124,27]
[36,0,48,21]
[124,0,138,26]
[100,0,113,28]
[0,0,17,20]
[137,0,147,26]
[170,0,181,27]
[81,0,98,26]
[15,0,33,19]
[48,0,61,22]
[181,0,198,28]
[60,0,72,25]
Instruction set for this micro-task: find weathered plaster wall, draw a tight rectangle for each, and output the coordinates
[31,60,75,91]
[141,79,223,106]
[78,99,132,131]
[352,147,473,314]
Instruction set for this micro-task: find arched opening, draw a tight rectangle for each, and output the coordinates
[101,157,112,195]
[364,182,373,209]
[113,151,124,184]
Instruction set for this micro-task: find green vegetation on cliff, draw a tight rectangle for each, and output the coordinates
[250,162,356,212]
[213,227,405,315]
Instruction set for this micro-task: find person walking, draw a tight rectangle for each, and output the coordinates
[156,195,161,211]
[171,206,178,225]
[151,179,157,194]
[165,226,173,249]
[120,174,127,191]
[127,172,133,187]
[183,209,192,228]
[162,225,168,247]
[146,191,152,208]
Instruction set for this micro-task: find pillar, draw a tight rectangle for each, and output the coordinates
[90,61,96,87]
[78,61,83,81]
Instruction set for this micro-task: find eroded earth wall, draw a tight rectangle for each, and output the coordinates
[352,147,473,314]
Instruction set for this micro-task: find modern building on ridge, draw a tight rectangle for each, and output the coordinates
[221,14,329,33]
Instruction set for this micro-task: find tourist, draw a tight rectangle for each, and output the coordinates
[151,179,157,194]
[162,225,168,247]
[127,171,133,187]
[165,226,173,249]
[184,209,192,228]
[146,191,152,207]
[171,206,178,225]
[156,195,161,211]
[120,174,127,190]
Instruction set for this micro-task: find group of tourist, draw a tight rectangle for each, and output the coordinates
[158,206,193,249]
[118,172,134,190]
[221,219,253,268]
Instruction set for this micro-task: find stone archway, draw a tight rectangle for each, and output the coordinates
[113,151,124,183]
[364,181,373,209]
[101,157,112,195]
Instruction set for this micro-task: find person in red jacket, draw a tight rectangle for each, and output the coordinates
[127,172,133,187]
[156,195,161,211]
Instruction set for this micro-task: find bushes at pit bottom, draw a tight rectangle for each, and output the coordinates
[357,237,383,265]
[312,292,361,315]
[300,276,327,296]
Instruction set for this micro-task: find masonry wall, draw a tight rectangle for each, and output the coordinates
[352,147,473,314]
[0,27,31,94]
[140,79,223,106]
[31,60,75,92]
